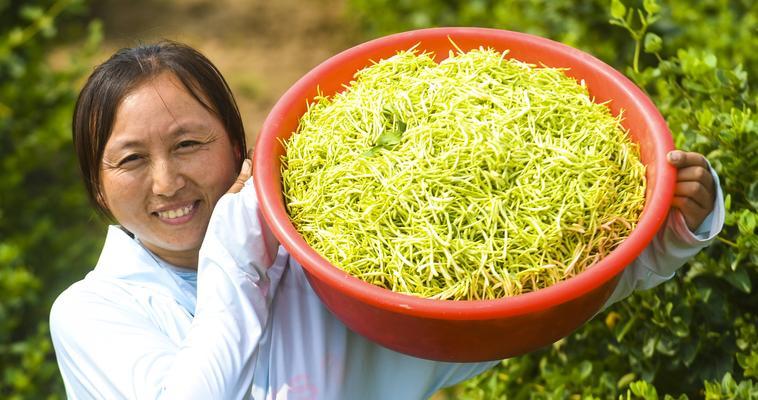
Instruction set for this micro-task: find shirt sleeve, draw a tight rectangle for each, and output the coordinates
[340,344,498,400]
[601,166,725,310]
[162,178,279,399]
[50,178,279,400]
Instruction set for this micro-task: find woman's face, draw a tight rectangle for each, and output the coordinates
[100,72,238,268]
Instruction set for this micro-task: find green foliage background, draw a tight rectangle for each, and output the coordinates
[0,0,755,398]
[0,0,103,398]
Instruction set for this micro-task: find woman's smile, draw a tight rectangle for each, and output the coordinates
[153,200,200,224]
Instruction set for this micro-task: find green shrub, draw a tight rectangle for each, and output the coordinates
[0,0,102,398]
[347,0,757,398]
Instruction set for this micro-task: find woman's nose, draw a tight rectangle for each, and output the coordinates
[151,158,186,197]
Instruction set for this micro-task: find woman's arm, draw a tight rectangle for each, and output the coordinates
[160,177,279,398]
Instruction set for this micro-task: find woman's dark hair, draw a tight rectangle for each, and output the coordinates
[73,40,246,219]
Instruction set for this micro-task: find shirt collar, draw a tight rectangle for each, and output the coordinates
[91,225,197,313]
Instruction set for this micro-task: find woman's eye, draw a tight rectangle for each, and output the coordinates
[118,154,142,167]
[177,140,202,150]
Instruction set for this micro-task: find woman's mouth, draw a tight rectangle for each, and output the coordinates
[154,201,198,224]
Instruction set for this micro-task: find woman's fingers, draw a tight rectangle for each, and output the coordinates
[671,195,709,231]
[667,150,716,231]
[674,180,713,210]
[667,150,709,169]
[227,158,252,194]
[676,165,715,191]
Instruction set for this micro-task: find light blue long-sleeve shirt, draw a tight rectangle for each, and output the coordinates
[50,175,724,399]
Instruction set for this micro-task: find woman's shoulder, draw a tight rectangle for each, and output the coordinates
[50,275,138,325]
[49,272,191,346]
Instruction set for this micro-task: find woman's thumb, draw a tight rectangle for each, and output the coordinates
[227,159,252,194]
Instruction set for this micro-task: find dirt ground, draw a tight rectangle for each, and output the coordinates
[92,0,361,145]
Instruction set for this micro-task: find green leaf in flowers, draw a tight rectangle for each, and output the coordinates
[363,109,406,156]
[375,121,405,146]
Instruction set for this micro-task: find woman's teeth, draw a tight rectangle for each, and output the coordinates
[158,204,194,219]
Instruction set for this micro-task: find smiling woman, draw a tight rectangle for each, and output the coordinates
[49,39,724,400]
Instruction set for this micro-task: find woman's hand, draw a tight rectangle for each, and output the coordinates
[667,150,717,232]
[227,149,254,194]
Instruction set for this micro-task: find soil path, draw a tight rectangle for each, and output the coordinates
[93,0,360,144]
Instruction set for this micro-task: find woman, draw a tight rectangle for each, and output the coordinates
[51,41,724,399]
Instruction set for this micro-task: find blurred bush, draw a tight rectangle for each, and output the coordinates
[0,0,102,398]
[347,0,757,398]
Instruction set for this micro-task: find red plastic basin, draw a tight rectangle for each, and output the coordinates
[253,27,675,362]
